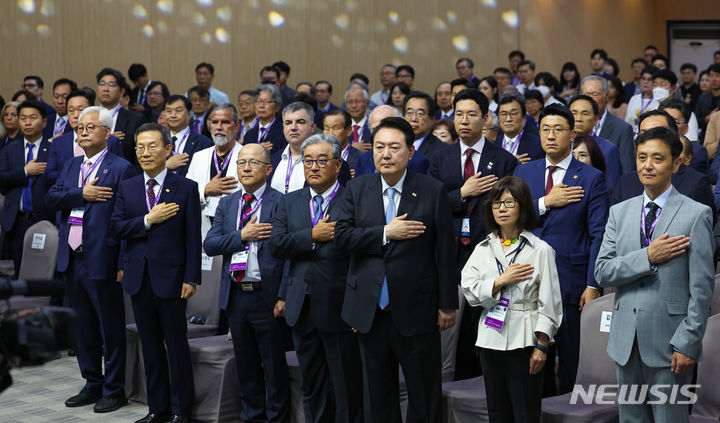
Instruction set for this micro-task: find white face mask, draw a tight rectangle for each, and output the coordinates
[652,87,670,102]
[537,85,551,98]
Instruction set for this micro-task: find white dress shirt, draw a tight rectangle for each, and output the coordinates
[171,126,191,154]
[270,145,305,194]
[77,147,108,187]
[459,136,485,174]
[105,104,122,132]
[515,82,536,95]
[142,167,169,228]
[238,184,266,282]
[538,153,573,215]
[351,115,368,140]
[412,133,429,152]
[642,185,672,213]
[381,170,406,245]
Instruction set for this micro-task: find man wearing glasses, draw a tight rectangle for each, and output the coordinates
[96,68,143,167]
[403,91,448,161]
[494,94,545,164]
[513,104,609,396]
[204,143,290,422]
[243,84,287,154]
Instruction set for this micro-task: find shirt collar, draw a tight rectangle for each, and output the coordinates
[143,167,168,186]
[352,115,367,128]
[281,144,302,161]
[545,153,573,170]
[171,126,190,139]
[413,133,429,150]
[83,147,108,163]
[381,170,407,195]
[460,135,486,156]
[24,138,42,148]
[242,183,266,201]
[643,185,673,210]
[143,80,153,93]
[309,180,339,201]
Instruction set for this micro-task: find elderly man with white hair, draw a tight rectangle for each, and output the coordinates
[344,85,373,150]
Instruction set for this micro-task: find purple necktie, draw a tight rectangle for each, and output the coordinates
[147,178,157,207]
[54,118,67,135]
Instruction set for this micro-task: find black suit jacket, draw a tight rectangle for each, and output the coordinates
[243,119,288,154]
[114,108,144,168]
[599,112,636,174]
[175,131,213,176]
[335,172,458,336]
[269,185,352,333]
[417,133,449,161]
[493,130,545,161]
[695,92,719,133]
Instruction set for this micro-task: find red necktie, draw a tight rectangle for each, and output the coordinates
[545,165,558,195]
[461,149,475,246]
[233,193,255,283]
[351,125,360,144]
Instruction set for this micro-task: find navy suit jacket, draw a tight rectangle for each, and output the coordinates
[204,186,285,311]
[592,134,623,190]
[46,132,124,184]
[355,149,430,176]
[174,131,213,177]
[243,119,287,154]
[690,142,709,175]
[42,115,73,140]
[335,172,458,336]
[114,108,144,168]
[493,130,545,161]
[429,140,518,253]
[111,171,202,298]
[46,152,136,278]
[514,158,609,304]
[598,112,635,174]
[0,138,53,231]
[344,145,362,171]
[269,185,352,333]
[416,133,449,161]
[270,150,352,188]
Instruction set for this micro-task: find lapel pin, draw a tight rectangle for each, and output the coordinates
[487,162,494,170]
[573,175,578,179]
[411,192,417,197]
[103,169,109,174]
[165,188,170,192]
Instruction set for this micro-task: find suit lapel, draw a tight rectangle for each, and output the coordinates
[94,153,114,187]
[626,195,643,250]
[157,171,178,204]
[542,158,582,231]
[653,189,682,239]
[297,188,313,225]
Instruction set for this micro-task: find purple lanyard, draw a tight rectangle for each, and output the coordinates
[310,183,340,226]
[502,129,523,155]
[640,96,654,115]
[110,104,121,118]
[592,111,605,136]
[284,153,301,193]
[213,143,236,176]
[79,149,109,187]
[145,178,166,212]
[341,145,351,161]
[172,130,190,155]
[236,193,264,230]
[258,118,276,142]
[640,202,662,247]
[241,117,259,137]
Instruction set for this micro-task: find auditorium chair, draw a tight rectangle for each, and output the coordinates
[8,220,57,312]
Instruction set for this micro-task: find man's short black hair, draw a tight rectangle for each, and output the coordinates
[641,66,659,77]
[135,122,172,146]
[653,69,678,87]
[569,94,599,116]
[18,100,47,119]
[456,57,474,69]
[403,91,437,119]
[396,65,415,78]
[96,67,127,88]
[708,63,720,74]
[497,94,526,116]
[53,78,78,92]
[651,54,669,67]
[166,95,192,112]
[494,67,513,77]
[539,104,574,130]
[239,89,258,98]
[66,89,93,106]
[453,88,489,116]
[315,80,333,94]
[23,75,44,89]
[645,45,658,52]
[188,85,210,99]
[590,48,608,60]
[128,63,148,82]
[324,108,352,128]
[272,61,290,74]
[260,66,280,80]
[660,100,691,123]
[524,89,544,104]
[80,87,97,104]
[632,58,648,67]
[517,60,535,71]
[451,78,478,90]
[638,109,679,134]
[508,50,525,60]
[195,62,215,75]
[634,126,682,160]
[349,73,369,85]
[371,117,415,148]
[680,63,697,74]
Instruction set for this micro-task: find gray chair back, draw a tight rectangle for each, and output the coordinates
[575,293,616,386]
[709,275,720,317]
[18,220,58,280]
[186,254,222,326]
[693,314,720,419]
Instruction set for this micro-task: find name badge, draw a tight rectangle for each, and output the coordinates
[484,291,510,331]
[68,208,85,225]
[205,196,220,217]
[461,217,471,237]
[229,245,250,271]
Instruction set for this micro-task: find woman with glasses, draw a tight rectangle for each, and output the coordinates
[572,134,606,174]
[461,176,562,423]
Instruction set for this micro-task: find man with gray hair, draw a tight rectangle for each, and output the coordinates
[270,101,316,193]
[371,64,397,106]
[269,133,364,422]
[580,74,635,173]
[243,83,287,154]
[46,105,136,412]
[345,85,372,150]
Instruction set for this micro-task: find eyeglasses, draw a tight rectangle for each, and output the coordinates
[491,199,517,209]
[237,100,254,107]
[255,99,276,106]
[540,126,571,135]
[345,100,367,106]
[135,145,163,154]
[2,112,18,118]
[77,123,106,134]
[404,109,427,119]
[302,158,336,168]
[98,81,119,88]
[498,110,521,119]
[236,159,269,168]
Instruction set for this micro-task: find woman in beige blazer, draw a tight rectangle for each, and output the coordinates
[461,176,563,423]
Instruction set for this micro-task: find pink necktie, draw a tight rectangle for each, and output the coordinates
[68,159,92,250]
[74,142,84,157]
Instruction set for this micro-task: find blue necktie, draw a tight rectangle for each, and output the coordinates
[313,195,323,221]
[22,144,35,213]
[378,187,396,309]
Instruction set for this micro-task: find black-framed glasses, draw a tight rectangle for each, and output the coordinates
[491,199,517,209]
[236,159,269,168]
[302,158,337,168]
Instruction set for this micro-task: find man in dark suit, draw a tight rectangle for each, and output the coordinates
[46,106,136,413]
[403,91,448,161]
[315,80,339,127]
[580,75,635,174]
[695,64,720,135]
[494,95,544,163]
[660,101,709,175]
[164,95,213,177]
[429,88,518,380]
[270,134,363,423]
[128,63,151,115]
[45,78,77,140]
[345,86,372,151]
[204,143,290,423]
[513,104,608,395]
[22,75,56,138]
[111,123,201,423]
[46,90,124,185]
[0,100,53,277]
[323,108,361,173]
[96,68,144,168]
[243,84,287,154]
[335,117,458,422]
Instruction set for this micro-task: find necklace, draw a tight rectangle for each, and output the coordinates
[499,234,519,246]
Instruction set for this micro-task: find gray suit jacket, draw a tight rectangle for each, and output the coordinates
[595,188,715,367]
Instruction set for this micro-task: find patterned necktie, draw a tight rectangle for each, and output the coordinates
[352,125,360,144]
[313,195,323,222]
[54,118,67,135]
[233,193,255,282]
[460,149,476,246]
[545,165,558,196]
[171,135,177,154]
[644,202,659,238]
[22,144,35,213]
[378,187,396,309]
[68,159,92,250]
[146,178,157,208]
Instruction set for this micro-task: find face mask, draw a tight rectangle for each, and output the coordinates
[537,85,551,98]
[652,87,670,102]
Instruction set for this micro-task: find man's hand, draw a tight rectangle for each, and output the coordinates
[515,153,531,164]
[438,309,456,331]
[353,142,372,152]
[460,173,498,199]
[112,131,126,141]
[166,153,190,170]
[579,287,600,311]
[647,233,690,265]
[312,215,336,242]
[259,141,274,151]
[181,283,196,299]
[385,213,426,241]
[204,174,238,197]
[544,184,584,208]
[146,202,179,225]
[116,269,124,283]
[25,159,46,176]
[496,263,534,289]
[82,177,113,202]
[241,216,272,242]
[671,351,695,375]
[274,299,286,317]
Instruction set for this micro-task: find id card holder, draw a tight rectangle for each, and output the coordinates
[68,208,85,225]
[484,291,510,331]
[461,217,471,237]
[205,197,220,217]
[229,245,250,271]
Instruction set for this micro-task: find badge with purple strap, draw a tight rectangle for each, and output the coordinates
[68,208,84,225]
[230,246,250,271]
[484,292,511,330]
